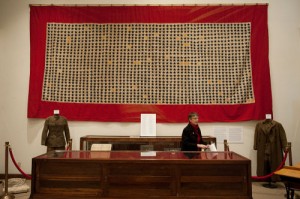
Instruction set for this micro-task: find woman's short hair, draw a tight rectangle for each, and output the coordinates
[188,112,199,120]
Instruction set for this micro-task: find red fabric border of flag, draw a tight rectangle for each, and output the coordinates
[28,5,272,123]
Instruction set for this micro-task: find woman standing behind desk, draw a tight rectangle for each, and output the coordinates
[181,112,208,151]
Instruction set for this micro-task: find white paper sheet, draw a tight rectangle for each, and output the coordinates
[208,143,217,152]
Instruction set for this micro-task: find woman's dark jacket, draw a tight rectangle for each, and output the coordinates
[181,123,206,151]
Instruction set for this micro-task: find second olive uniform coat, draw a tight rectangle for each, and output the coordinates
[254,119,287,181]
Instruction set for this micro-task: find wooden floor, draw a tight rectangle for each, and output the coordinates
[5,180,300,199]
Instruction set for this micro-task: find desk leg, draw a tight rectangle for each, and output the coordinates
[285,184,290,199]
[291,189,294,199]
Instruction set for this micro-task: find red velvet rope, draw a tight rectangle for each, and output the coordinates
[8,148,32,179]
[251,150,289,180]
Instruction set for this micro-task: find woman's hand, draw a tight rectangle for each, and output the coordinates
[197,144,209,149]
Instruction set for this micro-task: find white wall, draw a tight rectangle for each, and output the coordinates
[0,0,300,177]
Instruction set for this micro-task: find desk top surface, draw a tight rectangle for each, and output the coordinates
[34,151,248,161]
[275,165,300,179]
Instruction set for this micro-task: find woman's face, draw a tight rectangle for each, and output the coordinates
[189,115,199,125]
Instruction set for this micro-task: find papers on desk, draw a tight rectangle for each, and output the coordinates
[208,143,217,152]
[90,144,112,151]
[206,143,218,158]
[140,151,157,157]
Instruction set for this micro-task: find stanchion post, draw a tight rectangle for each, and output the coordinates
[224,139,229,151]
[1,142,15,199]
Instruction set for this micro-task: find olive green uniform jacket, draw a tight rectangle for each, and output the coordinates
[41,115,70,147]
[254,120,287,181]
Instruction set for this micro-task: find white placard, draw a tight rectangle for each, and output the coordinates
[214,126,244,144]
[265,114,272,119]
[228,127,243,143]
[54,109,60,115]
[140,114,156,137]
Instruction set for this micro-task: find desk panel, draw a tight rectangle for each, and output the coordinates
[30,151,252,199]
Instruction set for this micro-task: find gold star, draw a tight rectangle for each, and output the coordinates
[132,85,138,90]
[66,36,71,44]
[179,62,190,66]
[133,60,141,65]
[46,83,52,88]
[246,98,255,103]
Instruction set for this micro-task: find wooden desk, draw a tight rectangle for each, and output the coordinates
[80,135,217,151]
[275,165,300,199]
[30,151,252,199]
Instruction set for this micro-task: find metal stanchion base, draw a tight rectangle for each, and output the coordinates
[0,193,15,199]
[262,182,277,189]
